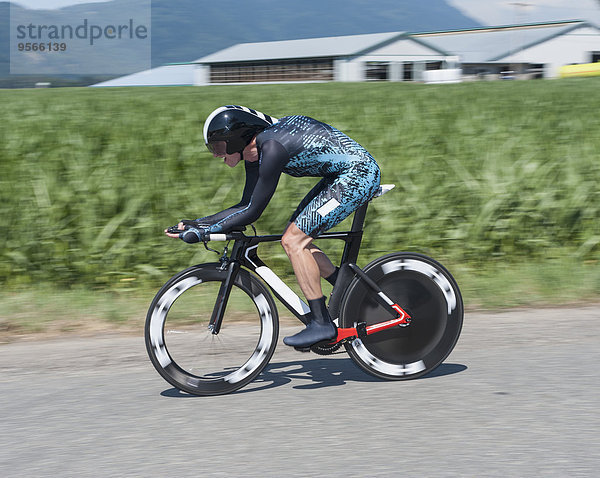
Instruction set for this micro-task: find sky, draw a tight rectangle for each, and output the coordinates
[448,0,600,26]
[12,0,112,9]
[11,0,600,27]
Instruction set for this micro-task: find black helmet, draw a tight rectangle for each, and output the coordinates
[203,105,277,155]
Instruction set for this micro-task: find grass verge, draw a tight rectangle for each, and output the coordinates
[1,258,598,342]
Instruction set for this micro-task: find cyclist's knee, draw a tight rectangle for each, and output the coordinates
[281,223,312,255]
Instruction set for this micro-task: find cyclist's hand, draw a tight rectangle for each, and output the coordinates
[180,226,206,243]
[165,222,186,238]
[164,221,206,243]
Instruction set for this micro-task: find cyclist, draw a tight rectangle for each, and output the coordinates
[166,105,381,349]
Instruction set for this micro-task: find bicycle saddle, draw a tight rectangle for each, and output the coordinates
[373,184,395,198]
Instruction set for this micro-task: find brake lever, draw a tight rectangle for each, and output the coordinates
[167,221,210,234]
[181,220,209,229]
[166,225,183,234]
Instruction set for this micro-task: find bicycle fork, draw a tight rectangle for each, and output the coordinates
[332,263,411,343]
[208,260,240,335]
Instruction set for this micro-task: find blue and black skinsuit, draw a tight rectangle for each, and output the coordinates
[195,115,381,238]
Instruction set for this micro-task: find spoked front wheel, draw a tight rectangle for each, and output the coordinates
[145,264,279,396]
[340,253,463,380]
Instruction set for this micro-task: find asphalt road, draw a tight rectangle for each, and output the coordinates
[1,306,598,477]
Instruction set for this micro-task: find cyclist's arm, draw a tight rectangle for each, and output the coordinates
[205,140,289,233]
[194,161,259,225]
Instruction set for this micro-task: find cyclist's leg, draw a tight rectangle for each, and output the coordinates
[307,244,337,282]
[282,157,380,348]
[284,177,336,297]
[281,223,324,300]
[283,156,380,298]
[288,177,331,225]
[281,225,336,349]
[291,158,380,239]
[280,235,336,289]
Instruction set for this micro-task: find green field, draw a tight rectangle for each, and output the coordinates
[1,80,599,335]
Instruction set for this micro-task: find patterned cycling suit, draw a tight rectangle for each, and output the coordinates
[198,115,381,237]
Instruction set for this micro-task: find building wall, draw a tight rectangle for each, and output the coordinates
[499,26,600,78]
[199,59,335,84]
[334,60,365,81]
[336,38,459,82]
[193,65,209,86]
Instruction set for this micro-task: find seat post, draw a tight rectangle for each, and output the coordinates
[350,201,369,232]
[340,201,369,265]
[341,185,392,265]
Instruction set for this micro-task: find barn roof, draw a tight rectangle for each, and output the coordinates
[196,20,595,65]
[195,31,410,63]
[412,20,592,63]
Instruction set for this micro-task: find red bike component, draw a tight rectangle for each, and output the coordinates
[334,326,361,342]
[332,304,411,344]
[390,304,411,323]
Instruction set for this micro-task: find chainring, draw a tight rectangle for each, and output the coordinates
[310,340,344,355]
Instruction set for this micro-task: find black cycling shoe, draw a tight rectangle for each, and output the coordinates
[284,319,337,349]
[284,296,337,349]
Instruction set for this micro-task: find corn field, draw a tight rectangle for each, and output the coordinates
[1,80,599,289]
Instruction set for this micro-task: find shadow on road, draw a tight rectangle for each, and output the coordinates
[160,358,467,398]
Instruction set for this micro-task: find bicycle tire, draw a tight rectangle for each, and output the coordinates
[340,253,463,380]
[145,264,279,396]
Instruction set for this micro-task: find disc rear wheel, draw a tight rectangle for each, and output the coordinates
[340,253,463,380]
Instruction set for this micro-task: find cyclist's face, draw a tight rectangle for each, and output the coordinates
[209,141,241,167]
[223,152,241,168]
[208,140,227,156]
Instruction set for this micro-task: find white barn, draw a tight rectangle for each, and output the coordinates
[92,20,600,87]
[193,31,458,84]
[193,20,600,84]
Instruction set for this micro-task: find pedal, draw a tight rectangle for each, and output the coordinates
[293,346,312,353]
[356,322,368,338]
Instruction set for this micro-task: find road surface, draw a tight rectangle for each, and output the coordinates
[1,306,598,477]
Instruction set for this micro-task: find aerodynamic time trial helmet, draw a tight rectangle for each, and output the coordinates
[203,105,278,156]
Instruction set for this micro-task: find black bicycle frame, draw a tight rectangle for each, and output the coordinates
[206,200,407,337]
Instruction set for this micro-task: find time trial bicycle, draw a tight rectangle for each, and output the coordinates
[145,184,463,396]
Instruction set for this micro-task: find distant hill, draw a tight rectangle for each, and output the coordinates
[0,0,480,82]
[149,0,480,65]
